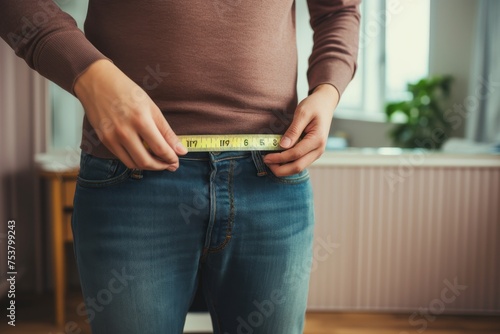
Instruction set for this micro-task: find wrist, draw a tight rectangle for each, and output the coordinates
[312,84,340,109]
[74,59,115,98]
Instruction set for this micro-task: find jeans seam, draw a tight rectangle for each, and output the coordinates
[202,160,217,262]
[267,168,311,184]
[208,159,235,253]
[105,159,117,178]
[76,168,132,188]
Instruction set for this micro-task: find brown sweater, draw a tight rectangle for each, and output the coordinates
[0,0,361,158]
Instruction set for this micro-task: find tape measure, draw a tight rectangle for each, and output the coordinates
[177,134,283,152]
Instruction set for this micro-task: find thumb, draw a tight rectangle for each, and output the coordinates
[280,108,309,149]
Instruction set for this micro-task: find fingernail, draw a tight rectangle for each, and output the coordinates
[280,136,292,148]
[176,142,187,154]
[167,166,177,172]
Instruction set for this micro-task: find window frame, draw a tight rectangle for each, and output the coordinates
[335,0,431,123]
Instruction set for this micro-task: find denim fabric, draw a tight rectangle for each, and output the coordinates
[72,150,315,334]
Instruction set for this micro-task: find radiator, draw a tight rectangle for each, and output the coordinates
[307,153,500,314]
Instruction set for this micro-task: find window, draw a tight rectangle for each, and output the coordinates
[385,0,431,101]
[296,0,431,121]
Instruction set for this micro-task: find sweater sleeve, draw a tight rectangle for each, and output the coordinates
[0,0,108,95]
[306,0,361,96]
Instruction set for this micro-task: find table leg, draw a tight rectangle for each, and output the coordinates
[51,178,66,327]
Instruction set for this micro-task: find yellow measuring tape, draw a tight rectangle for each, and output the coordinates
[177,134,283,152]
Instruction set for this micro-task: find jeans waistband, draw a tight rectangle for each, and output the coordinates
[179,151,269,176]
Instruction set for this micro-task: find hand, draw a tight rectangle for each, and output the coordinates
[263,84,340,176]
[74,59,187,171]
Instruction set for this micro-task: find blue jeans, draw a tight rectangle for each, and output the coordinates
[71,150,315,334]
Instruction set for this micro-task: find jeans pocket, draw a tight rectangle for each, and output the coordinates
[254,151,311,185]
[77,151,132,188]
[267,168,310,185]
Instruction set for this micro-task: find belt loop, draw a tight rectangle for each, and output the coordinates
[130,168,143,179]
[251,151,268,177]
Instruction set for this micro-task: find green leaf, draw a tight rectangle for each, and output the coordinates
[386,75,454,149]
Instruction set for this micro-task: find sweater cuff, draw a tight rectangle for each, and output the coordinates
[307,58,357,97]
[33,29,109,95]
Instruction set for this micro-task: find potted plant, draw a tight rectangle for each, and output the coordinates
[385,76,453,149]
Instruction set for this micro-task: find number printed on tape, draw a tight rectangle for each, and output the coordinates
[178,134,283,152]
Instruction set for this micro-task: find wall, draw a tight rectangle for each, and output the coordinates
[329,117,393,148]
[429,0,478,138]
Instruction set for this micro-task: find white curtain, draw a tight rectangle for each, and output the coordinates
[467,0,500,143]
[0,40,49,295]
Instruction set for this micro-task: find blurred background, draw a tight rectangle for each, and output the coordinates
[0,0,499,333]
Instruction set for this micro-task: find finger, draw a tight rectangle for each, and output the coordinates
[266,148,321,177]
[123,133,177,171]
[152,109,187,156]
[138,118,179,165]
[263,133,317,165]
[106,142,138,169]
[280,108,310,149]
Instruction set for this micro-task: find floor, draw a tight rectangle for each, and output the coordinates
[0,290,499,334]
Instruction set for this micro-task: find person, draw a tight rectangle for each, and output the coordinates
[0,0,360,333]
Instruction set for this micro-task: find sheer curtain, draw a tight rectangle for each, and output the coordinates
[467,0,500,143]
[0,40,49,294]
